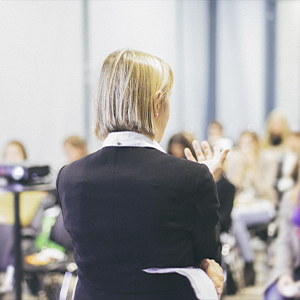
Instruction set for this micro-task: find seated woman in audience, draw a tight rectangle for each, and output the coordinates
[264,164,300,300]
[275,131,300,201]
[0,140,47,227]
[0,140,48,293]
[261,109,290,158]
[167,132,196,159]
[2,140,27,163]
[63,135,88,163]
[207,121,233,151]
[225,130,278,286]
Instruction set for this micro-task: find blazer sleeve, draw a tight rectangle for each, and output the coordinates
[192,164,221,266]
[55,166,66,209]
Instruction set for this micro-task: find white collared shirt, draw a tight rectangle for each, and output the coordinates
[101,131,166,153]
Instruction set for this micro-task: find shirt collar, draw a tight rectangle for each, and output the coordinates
[101,131,166,153]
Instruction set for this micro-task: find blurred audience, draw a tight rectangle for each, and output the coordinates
[0,112,298,296]
[167,133,196,159]
[226,130,277,286]
[0,140,47,227]
[63,135,88,163]
[0,140,47,294]
[275,131,300,201]
[207,121,233,151]
[2,140,27,163]
[261,110,290,155]
[264,165,300,300]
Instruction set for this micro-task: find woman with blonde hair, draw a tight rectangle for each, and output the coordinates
[226,130,278,286]
[63,135,88,163]
[261,109,290,156]
[2,140,27,163]
[56,49,228,300]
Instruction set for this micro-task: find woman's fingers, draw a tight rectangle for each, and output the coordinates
[219,148,230,165]
[185,140,229,181]
[202,141,213,160]
[184,148,196,162]
[192,140,205,162]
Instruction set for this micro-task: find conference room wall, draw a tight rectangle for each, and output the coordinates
[0,1,83,169]
[276,1,300,132]
[0,1,299,169]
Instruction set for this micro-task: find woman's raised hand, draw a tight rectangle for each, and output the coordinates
[184,140,229,181]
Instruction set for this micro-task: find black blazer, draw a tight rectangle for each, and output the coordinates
[56,146,221,300]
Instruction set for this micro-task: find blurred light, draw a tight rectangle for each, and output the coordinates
[247,123,256,132]
[221,244,230,256]
[11,166,25,181]
[185,124,195,134]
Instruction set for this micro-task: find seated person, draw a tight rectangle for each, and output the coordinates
[2,140,27,163]
[207,121,233,151]
[264,167,300,300]
[225,131,277,286]
[0,140,48,293]
[275,131,300,201]
[63,135,88,163]
[167,133,196,159]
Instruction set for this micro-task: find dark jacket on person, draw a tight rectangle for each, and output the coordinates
[56,145,221,300]
[217,176,235,233]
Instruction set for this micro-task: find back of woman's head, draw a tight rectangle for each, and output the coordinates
[94,49,173,140]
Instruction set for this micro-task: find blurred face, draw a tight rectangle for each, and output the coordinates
[3,144,25,163]
[64,143,86,163]
[287,135,300,153]
[269,116,285,135]
[208,124,223,145]
[169,143,185,158]
[238,134,258,154]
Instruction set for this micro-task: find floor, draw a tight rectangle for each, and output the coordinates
[223,236,274,300]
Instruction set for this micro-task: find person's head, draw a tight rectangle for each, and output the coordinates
[262,110,290,148]
[207,121,223,146]
[237,131,260,155]
[63,135,88,163]
[94,49,174,143]
[167,133,196,159]
[3,140,27,163]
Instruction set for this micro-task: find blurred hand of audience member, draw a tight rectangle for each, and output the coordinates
[277,274,297,296]
[185,140,229,181]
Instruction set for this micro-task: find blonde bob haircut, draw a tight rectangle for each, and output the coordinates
[94,49,173,140]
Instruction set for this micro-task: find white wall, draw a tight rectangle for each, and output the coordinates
[276,1,300,131]
[217,0,266,143]
[1,0,300,170]
[0,1,82,169]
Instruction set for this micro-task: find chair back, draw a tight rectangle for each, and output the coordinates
[50,212,73,251]
[0,224,14,270]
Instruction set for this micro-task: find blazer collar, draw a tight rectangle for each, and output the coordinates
[101,131,166,153]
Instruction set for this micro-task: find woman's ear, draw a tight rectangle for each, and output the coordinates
[154,91,162,118]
